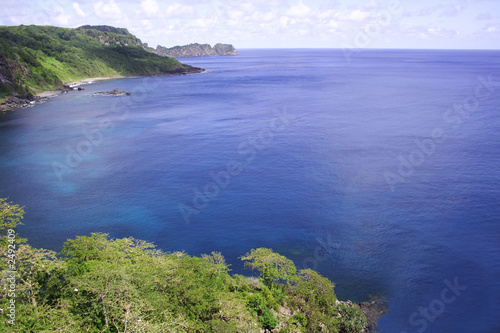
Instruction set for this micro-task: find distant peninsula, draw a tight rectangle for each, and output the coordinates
[0,25,205,111]
[149,43,238,58]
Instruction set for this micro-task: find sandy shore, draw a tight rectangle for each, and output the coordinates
[65,76,129,88]
[35,68,206,98]
[36,90,62,98]
[4,68,204,112]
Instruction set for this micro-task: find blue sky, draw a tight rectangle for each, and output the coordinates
[1,0,499,49]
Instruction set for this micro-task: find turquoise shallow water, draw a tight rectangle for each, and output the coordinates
[1,49,500,332]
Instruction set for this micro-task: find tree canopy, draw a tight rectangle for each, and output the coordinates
[0,199,367,332]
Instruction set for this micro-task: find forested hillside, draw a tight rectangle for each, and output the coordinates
[0,198,372,332]
[0,25,202,100]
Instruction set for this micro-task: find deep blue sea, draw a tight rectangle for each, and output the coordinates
[1,49,500,332]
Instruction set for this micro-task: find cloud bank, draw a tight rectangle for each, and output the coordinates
[1,0,499,49]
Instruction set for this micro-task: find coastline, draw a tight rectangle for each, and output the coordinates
[1,68,205,112]
[0,76,130,112]
[359,300,387,332]
[31,76,126,100]
[36,76,130,99]
[65,76,129,88]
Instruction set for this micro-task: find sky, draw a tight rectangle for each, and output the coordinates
[1,0,499,49]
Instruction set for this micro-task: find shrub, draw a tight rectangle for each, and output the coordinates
[247,293,267,315]
[0,82,11,99]
[337,302,368,333]
[241,248,298,286]
[292,313,307,327]
[259,308,278,331]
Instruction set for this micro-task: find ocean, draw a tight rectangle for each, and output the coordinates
[0,49,499,332]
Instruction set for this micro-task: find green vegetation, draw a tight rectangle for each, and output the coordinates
[0,25,200,98]
[0,200,367,332]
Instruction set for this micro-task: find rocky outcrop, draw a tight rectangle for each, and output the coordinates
[0,50,14,88]
[358,300,388,333]
[153,43,238,58]
[77,25,144,47]
[92,88,131,97]
[0,85,79,112]
[0,49,34,111]
[213,43,238,56]
[0,95,35,111]
[78,25,130,35]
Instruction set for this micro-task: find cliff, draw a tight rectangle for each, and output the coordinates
[0,48,15,97]
[152,43,238,58]
[0,24,203,109]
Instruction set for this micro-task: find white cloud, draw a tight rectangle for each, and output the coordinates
[286,1,312,18]
[280,16,297,28]
[325,19,338,29]
[439,4,463,17]
[165,3,194,18]
[485,25,498,33]
[403,25,461,41]
[251,11,277,23]
[414,5,440,17]
[318,10,335,19]
[73,3,86,18]
[52,5,71,25]
[227,9,245,21]
[94,0,122,20]
[427,27,442,34]
[1,0,498,49]
[140,19,153,30]
[364,0,379,9]
[240,3,257,13]
[348,10,371,21]
[191,18,210,28]
[141,0,160,17]
[298,29,309,36]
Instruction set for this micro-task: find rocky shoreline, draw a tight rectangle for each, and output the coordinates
[359,300,388,333]
[266,299,386,333]
[0,94,36,111]
[0,67,204,112]
[0,85,83,112]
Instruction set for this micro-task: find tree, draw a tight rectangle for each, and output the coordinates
[0,203,368,332]
[201,251,230,281]
[0,198,26,247]
[295,269,337,308]
[69,260,150,332]
[2,244,73,331]
[1,199,76,331]
[241,248,298,287]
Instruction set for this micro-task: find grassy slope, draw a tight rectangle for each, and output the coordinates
[0,25,197,98]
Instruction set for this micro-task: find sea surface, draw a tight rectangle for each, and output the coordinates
[1,49,500,332]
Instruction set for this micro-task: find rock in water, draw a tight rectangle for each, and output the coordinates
[91,88,131,97]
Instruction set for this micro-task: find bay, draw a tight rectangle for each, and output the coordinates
[1,49,499,332]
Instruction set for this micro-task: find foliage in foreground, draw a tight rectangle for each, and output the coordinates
[0,200,367,332]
